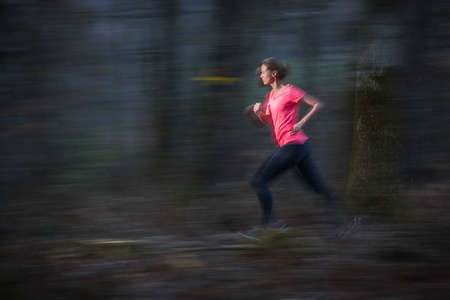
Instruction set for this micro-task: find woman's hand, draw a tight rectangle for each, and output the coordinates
[291,94,325,132]
[292,119,306,132]
[253,102,263,114]
[252,102,272,125]
[243,104,266,128]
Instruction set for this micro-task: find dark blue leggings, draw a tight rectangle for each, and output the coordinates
[250,142,335,225]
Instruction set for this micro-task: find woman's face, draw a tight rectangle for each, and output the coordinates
[260,64,275,86]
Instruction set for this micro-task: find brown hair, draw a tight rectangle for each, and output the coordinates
[255,57,291,87]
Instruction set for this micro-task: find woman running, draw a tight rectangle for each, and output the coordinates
[244,57,345,234]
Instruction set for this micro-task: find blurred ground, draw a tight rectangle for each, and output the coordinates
[1,189,449,300]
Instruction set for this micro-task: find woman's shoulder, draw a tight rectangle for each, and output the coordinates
[285,84,303,91]
[286,84,307,100]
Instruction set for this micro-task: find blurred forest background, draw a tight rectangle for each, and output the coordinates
[1,0,449,299]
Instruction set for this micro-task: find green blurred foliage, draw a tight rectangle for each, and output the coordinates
[0,0,449,229]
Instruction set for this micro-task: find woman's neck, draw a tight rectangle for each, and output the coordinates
[271,80,285,96]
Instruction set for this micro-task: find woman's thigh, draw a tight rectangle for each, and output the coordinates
[295,152,329,194]
[252,144,308,184]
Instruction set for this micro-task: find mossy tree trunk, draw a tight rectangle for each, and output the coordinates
[346,2,403,217]
[347,64,401,217]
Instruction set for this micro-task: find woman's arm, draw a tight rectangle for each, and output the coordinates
[292,94,325,132]
[243,104,265,127]
[253,102,272,125]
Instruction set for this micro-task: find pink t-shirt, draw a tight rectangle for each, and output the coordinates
[263,84,308,147]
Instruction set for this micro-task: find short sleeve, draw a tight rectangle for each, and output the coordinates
[290,85,307,103]
[262,92,271,112]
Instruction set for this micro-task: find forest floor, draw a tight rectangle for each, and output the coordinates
[2,207,450,300]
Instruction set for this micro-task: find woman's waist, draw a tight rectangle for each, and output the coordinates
[274,130,309,147]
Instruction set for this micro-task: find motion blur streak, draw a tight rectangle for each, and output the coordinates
[1,1,449,299]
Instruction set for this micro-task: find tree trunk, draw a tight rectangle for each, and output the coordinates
[346,2,402,217]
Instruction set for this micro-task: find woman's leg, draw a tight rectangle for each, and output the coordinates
[250,144,308,225]
[295,142,345,216]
